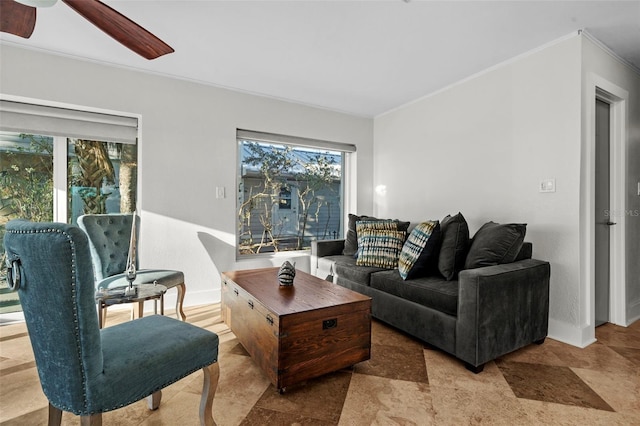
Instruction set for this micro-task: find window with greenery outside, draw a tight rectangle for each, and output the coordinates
[238,140,343,255]
[1,133,136,313]
[67,139,137,222]
[0,134,53,313]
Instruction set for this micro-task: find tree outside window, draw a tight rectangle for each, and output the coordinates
[1,134,54,313]
[67,139,137,221]
[0,132,137,313]
[238,139,343,255]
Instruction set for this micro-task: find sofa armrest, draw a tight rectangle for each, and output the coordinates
[311,239,345,258]
[310,239,345,276]
[455,259,550,368]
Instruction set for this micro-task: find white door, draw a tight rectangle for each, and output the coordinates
[594,98,612,327]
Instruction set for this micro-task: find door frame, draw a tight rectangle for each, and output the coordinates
[585,73,628,332]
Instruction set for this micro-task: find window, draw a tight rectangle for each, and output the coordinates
[237,130,355,256]
[0,133,54,224]
[0,98,139,314]
[67,138,137,223]
[0,133,137,314]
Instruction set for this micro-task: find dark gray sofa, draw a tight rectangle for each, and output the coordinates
[311,238,550,372]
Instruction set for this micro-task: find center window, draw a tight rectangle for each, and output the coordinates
[237,130,353,256]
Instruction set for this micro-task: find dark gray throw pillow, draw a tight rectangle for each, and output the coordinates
[438,212,469,280]
[343,214,372,256]
[464,221,527,270]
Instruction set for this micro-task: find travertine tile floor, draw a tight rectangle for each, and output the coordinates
[1,304,638,425]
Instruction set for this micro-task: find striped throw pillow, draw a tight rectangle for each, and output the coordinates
[356,228,406,269]
[398,221,441,280]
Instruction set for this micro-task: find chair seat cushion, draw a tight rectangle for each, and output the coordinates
[89,315,218,414]
[97,269,184,290]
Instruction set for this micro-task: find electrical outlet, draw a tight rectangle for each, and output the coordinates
[540,179,556,193]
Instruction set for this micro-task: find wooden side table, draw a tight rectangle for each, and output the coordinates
[95,283,167,328]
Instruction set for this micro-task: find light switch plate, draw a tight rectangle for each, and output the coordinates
[216,186,226,199]
[540,178,556,193]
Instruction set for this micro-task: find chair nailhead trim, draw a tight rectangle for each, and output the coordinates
[6,226,91,412]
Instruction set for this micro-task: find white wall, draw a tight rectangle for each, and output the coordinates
[0,45,374,307]
[580,36,640,327]
[374,33,640,347]
[374,35,583,343]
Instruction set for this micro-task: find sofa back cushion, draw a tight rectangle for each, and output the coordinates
[516,242,533,261]
[464,222,527,269]
[438,212,470,281]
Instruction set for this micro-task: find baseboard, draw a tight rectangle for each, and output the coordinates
[181,288,221,307]
[626,298,640,326]
[547,318,596,348]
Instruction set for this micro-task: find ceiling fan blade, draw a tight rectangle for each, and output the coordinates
[0,0,36,39]
[61,0,174,60]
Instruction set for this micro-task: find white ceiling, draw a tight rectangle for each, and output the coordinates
[1,0,639,117]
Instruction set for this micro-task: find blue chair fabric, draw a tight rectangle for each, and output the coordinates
[3,219,219,424]
[77,213,187,321]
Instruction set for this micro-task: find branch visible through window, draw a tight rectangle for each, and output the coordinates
[237,138,344,255]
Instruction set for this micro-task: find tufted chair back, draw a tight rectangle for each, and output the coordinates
[77,213,140,281]
[77,213,188,322]
[4,220,104,412]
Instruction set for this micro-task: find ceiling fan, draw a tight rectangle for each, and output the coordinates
[0,0,174,59]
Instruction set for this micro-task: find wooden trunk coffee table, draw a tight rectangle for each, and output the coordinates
[221,267,371,393]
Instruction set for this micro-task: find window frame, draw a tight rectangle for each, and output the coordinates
[236,129,355,259]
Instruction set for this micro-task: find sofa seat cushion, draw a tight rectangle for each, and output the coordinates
[333,255,387,285]
[370,269,459,316]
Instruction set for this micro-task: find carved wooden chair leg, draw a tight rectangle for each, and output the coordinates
[146,390,162,410]
[199,363,220,426]
[96,301,108,328]
[135,301,145,319]
[101,306,107,328]
[176,282,187,321]
[48,403,62,426]
[80,413,102,425]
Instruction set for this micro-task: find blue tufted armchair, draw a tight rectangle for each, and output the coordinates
[78,213,187,323]
[3,219,220,425]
